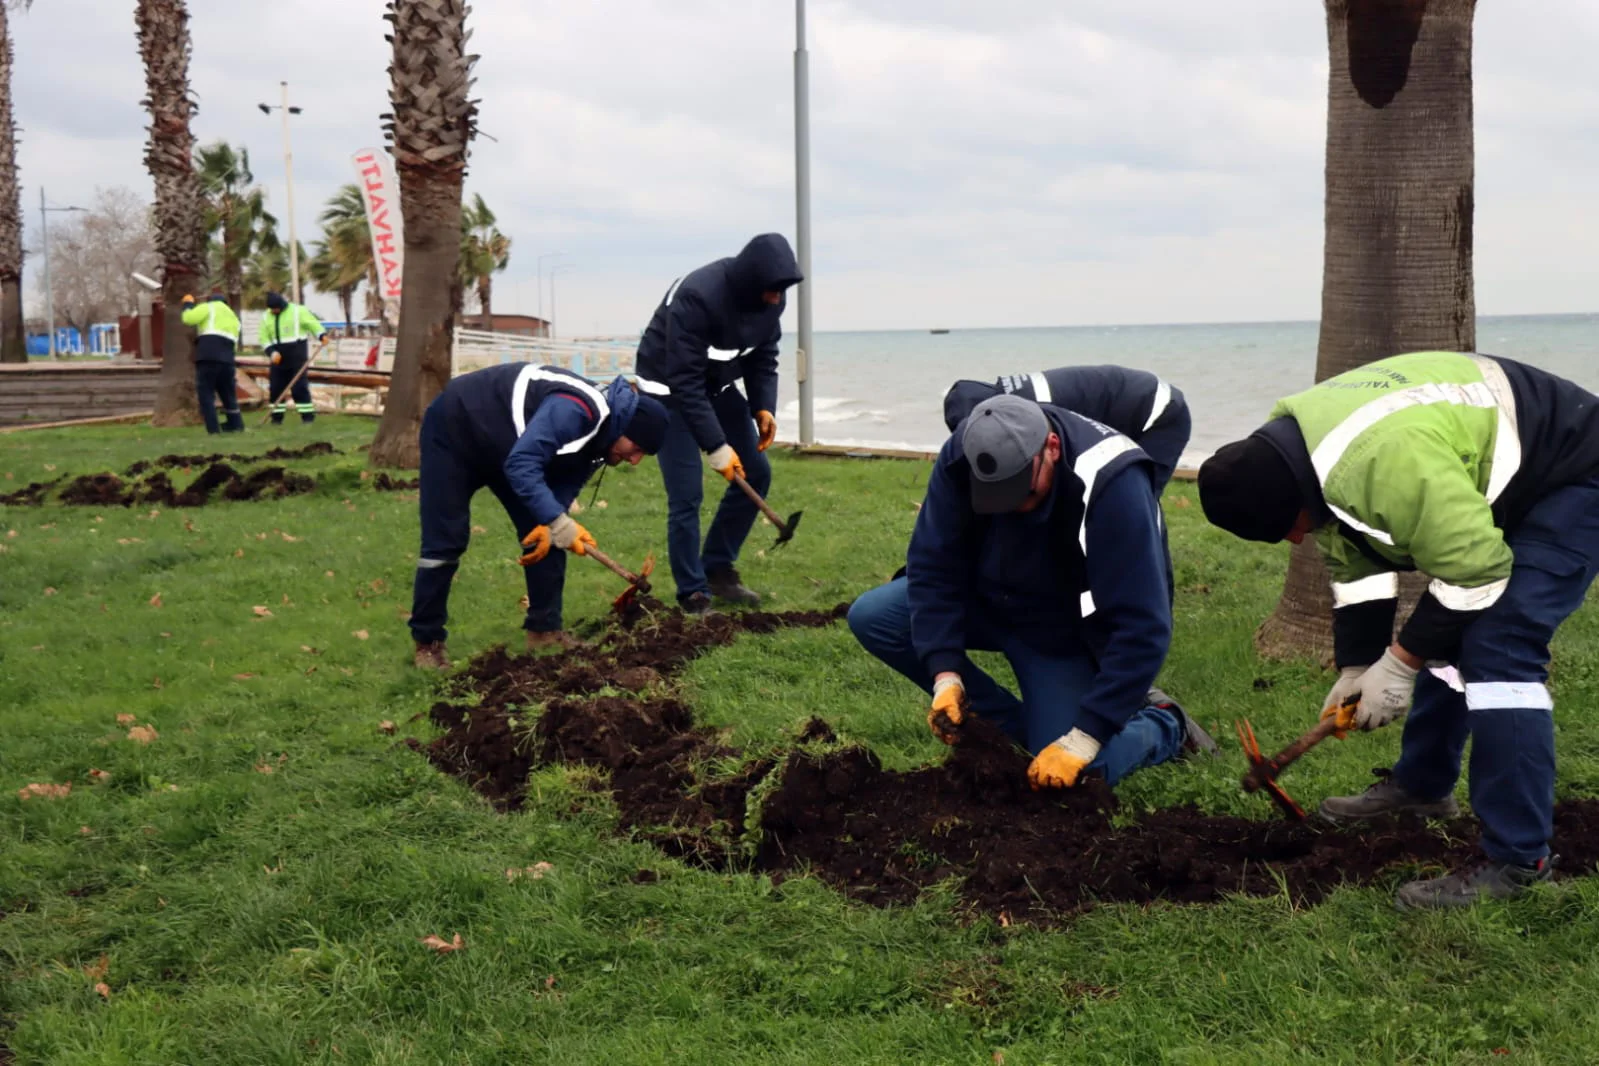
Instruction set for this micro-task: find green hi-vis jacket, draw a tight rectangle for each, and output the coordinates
[180,296,242,363]
[258,303,324,350]
[1272,351,1599,666]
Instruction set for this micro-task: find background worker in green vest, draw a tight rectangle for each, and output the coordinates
[1198,351,1599,910]
[258,291,326,424]
[181,289,243,434]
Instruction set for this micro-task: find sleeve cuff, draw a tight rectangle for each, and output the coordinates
[1333,598,1398,669]
[923,650,967,677]
[1398,592,1479,663]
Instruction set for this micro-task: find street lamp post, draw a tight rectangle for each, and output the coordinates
[549,264,576,341]
[39,188,87,359]
[794,0,816,444]
[536,251,566,336]
[258,83,304,301]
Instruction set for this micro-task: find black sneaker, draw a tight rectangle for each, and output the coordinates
[1395,856,1553,910]
[1147,686,1217,757]
[680,591,714,616]
[706,567,760,607]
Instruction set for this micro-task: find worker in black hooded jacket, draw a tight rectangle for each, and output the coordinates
[943,366,1190,490]
[634,234,804,612]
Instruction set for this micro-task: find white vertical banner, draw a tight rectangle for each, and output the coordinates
[351,147,404,329]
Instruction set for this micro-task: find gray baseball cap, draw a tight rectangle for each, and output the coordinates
[961,395,1049,514]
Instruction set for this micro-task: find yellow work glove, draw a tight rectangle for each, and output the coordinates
[549,513,596,557]
[1319,666,1365,739]
[518,525,552,566]
[181,293,196,306]
[755,410,777,452]
[927,675,965,745]
[1027,728,1102,790]
[270,351,282,365]
[706,444,746,484]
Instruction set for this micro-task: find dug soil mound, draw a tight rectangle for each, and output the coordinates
[124,441,337,477]
[413,606,1599,924]
[53,463,314,507]
[0,476,64,506]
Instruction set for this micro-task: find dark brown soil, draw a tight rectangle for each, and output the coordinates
[0,476,63,506]
[372,473,421,491]
[54,463,314,507]
[413,604,1599,924]
[124,441,337,477]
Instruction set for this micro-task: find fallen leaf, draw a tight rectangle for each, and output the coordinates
[5,528,15,537]
[147,509,160,519]
[339,667,354,677]
[94,982,110,999]
[324,570,335,578]
[368,579,386,592]
[30,644,43,651]
[596,500,609,510]
[183,519,195,532]
[79,825,93,835]
[264,864,282,875]
[304,665,318,676]
[252,605,273,618]
[37,522,53,530]
[352,629,369,640]
[152,676,162,689]
[18,782,71,799]
[83,955,109,980]
[116,713,136,725]
[127,725,158,745]
[544,975,557,989]
[378,720,396,735]
[507,862,555,881]
[419,933,465,954]
[233,673,256,680]
[87,768,111,782]
[159,631,171,638]
[993,1053,1005,1066]
[116,538,144,545]
[43,586,56,596]
[148,593,163,608]
[255,532,268,541]
[44,463,55,471]
[100,603,109,613]
[359,470,370,480]
[281,594,292,605]
[164,783,179,792]
[470,525,488,534]
[301,645,319,654]
[280,532,300,542]
[253,763,275,774]
[518,594,530,611]
[234,549,244,558]
[1173,496,1192,510]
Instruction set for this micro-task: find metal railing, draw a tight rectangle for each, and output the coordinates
[450,328,636,378]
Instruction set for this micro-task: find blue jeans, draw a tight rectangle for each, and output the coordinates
[1391,477,1599,866]
[409,398,570,644]
[657,385,771,603]
[847,577,1185,783]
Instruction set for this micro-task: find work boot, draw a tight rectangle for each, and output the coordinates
[679,591,714,616]
[222,411,244,433]
[526,630,583,653]
[707,567,760,607]
[1395,856,1553,911]
[1318,768,1461,822]
[1147,686,1217,757]
[414,640,450,670]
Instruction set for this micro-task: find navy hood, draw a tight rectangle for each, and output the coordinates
[727,233,803,308]
[265,291,288,311]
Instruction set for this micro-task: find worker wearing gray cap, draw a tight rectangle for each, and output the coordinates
[848,394,1214,789]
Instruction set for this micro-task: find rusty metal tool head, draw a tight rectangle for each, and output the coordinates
[610,553,655,614]
[1235,718,1309,821]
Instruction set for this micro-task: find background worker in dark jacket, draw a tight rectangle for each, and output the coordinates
[181,289,243,434]
[409,363,670,669]
[848,394,1213,789]
[943,365,1190,489]
[634,234,804,612]
[258,291,325,424]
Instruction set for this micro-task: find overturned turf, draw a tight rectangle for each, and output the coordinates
[52,463,314,507]
[413,608,1599,923]
[123,441,338,476]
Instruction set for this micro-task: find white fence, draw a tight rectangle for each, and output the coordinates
[450,329,637,378]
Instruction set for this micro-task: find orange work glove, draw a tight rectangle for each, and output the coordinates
[549,513,596,557]
[1318,667,1366,739]
[927,675,966,745]
[706,444,746,484]
[1027,729,1102,790]
[754,410,777,452]
[518,525,552,566]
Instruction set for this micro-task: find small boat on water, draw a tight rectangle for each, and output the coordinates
[929,328,950,335]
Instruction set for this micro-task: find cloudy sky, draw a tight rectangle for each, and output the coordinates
[14,1,1599,333]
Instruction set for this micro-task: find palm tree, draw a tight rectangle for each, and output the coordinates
[369,0,479,469]
[316,183,376,327]
[195,141,277,310]
[137,0,206,424]
[308,226,367,331]
[459,192,510,330]
[242,237,307,308]
[1256,0,1477,660]
[0,1,31,364]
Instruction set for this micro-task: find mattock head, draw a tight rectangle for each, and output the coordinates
[1234,717,1308,822]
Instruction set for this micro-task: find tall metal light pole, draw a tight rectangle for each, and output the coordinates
[794,0,816,444]
[549,264,576,341]
[39,188,87,359]
[536,251,566,335]
[258,83,304,301]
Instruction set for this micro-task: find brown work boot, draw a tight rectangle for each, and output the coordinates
[526,630,583,653]
[414,640,451,670]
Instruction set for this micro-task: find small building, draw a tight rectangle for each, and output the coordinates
[467,313,550,338]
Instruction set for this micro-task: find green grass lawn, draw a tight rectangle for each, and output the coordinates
[4,416,1599,1064]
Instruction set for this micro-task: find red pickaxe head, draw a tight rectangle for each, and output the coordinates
[1235,718,1308,821]
[610,553,655,615]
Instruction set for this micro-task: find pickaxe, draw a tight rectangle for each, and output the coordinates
[1235,699,1352,821]
[585,547,654,614]
[731,474,803,548]
[259,338,330,425]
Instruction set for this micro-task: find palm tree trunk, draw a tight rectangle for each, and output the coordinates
[137,0,206,425]
[0,3,25,364]
[477,275,492,330]
[1257,0,1476,661]
[370,177,461,468]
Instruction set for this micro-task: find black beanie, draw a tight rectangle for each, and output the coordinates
[1197,434,1303,543]
[623,394,669,455]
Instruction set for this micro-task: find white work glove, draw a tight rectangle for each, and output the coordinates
[1349,649,1419,731]
[705,443,746,483]
[548,513,594,553]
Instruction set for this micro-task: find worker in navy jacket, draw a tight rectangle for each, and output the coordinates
[634,233,804,612]
[848,395,1215,788]
[943,365,1190,490]
[409,363,670,669]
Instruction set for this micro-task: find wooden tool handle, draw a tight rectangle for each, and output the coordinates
[731,473,787,531]
[1243,716,1343,791]
[583,545,637,584]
